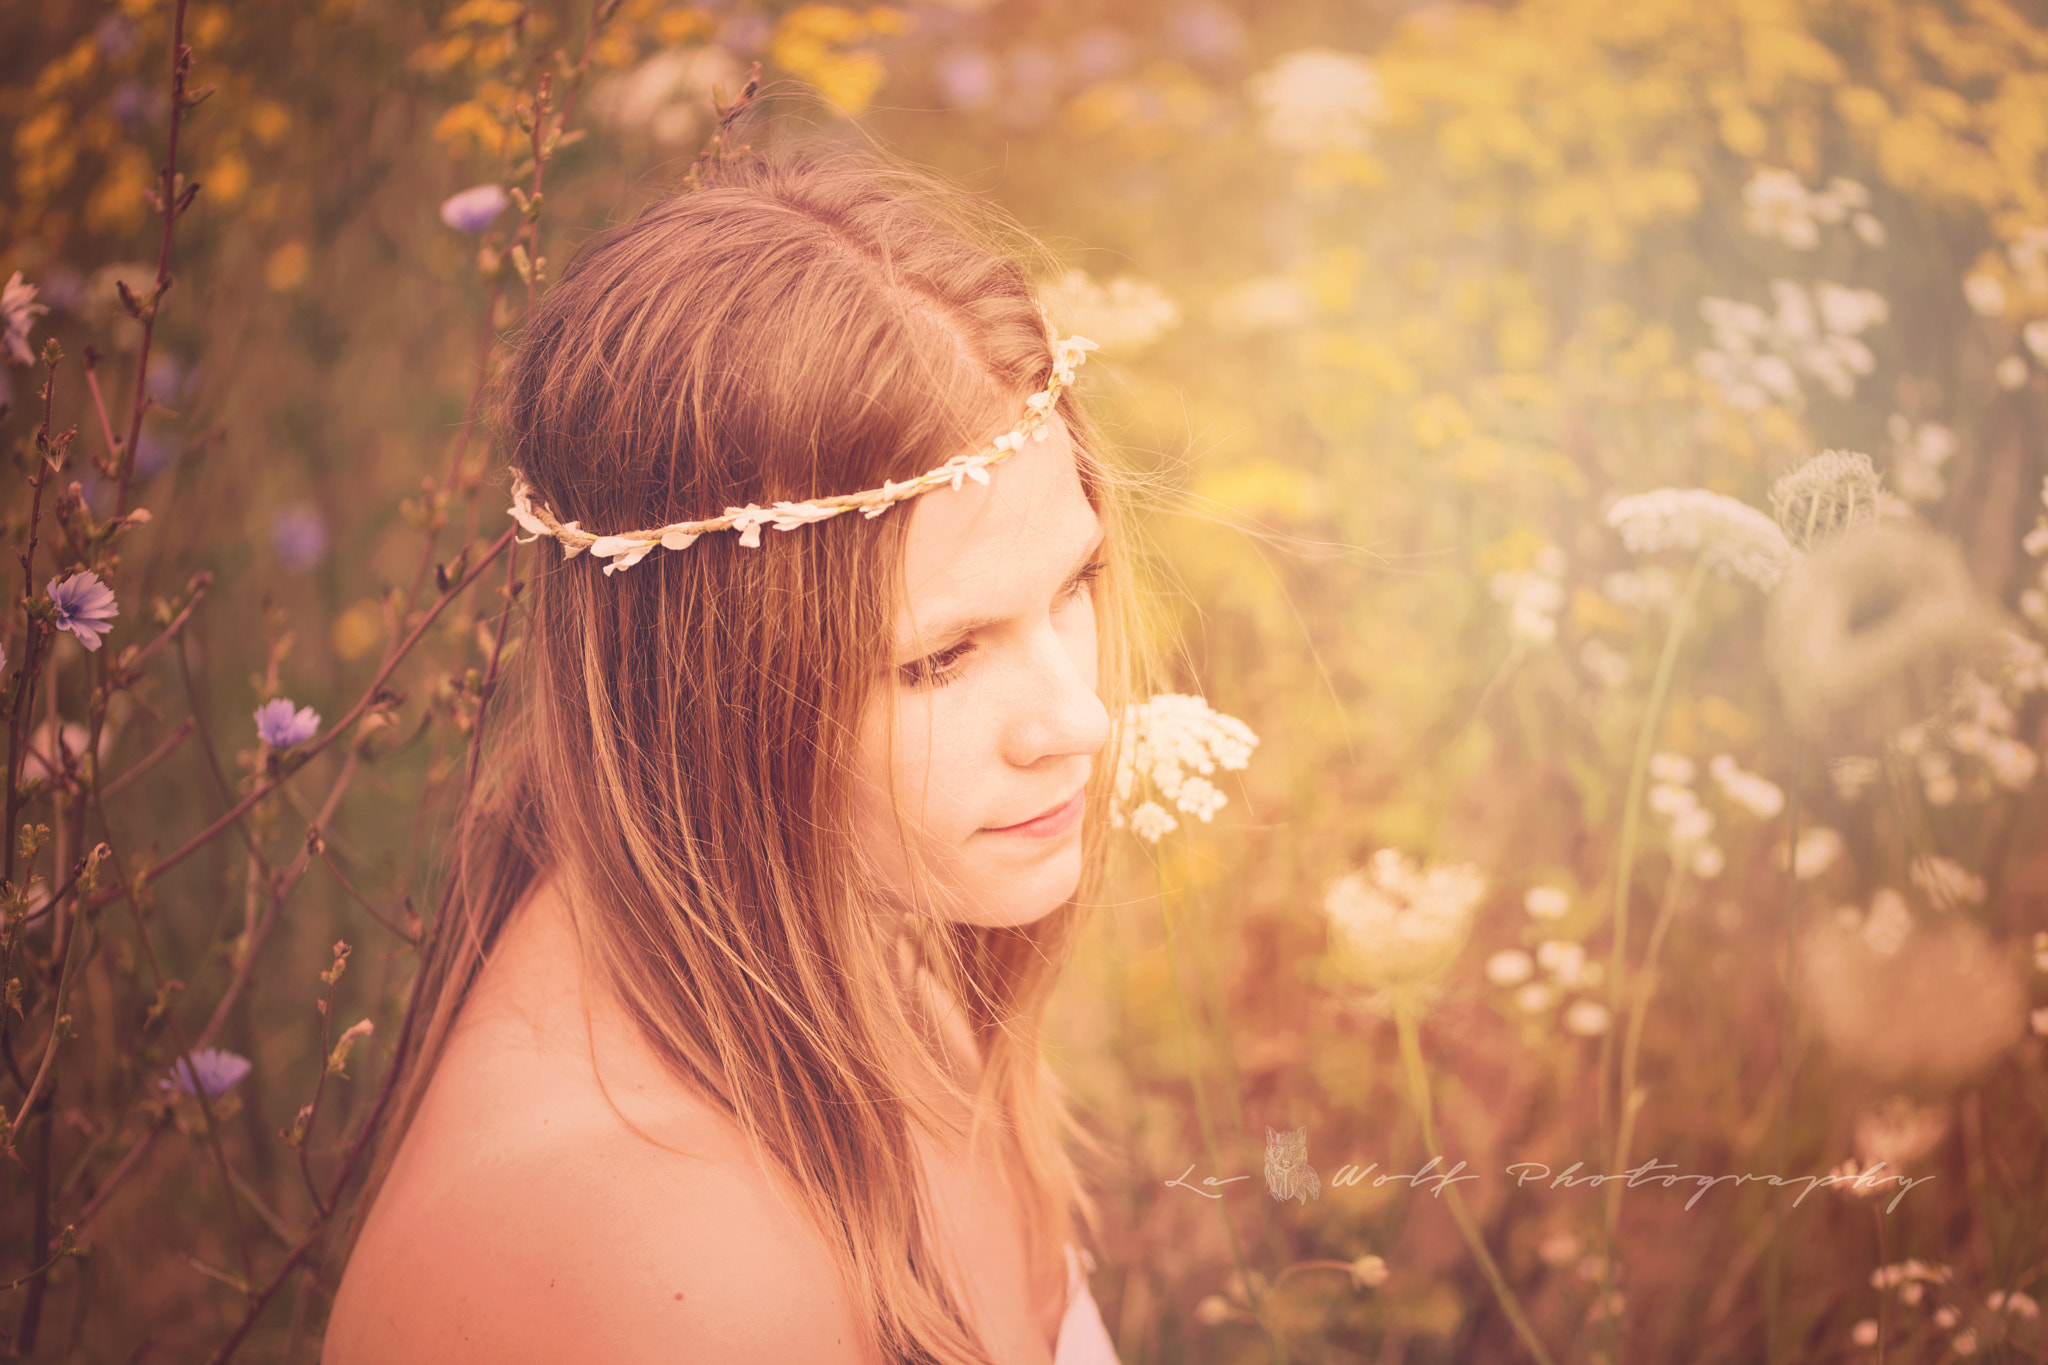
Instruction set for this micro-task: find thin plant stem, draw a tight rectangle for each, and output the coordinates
[115,0,192,517]
[1600,555,1709,1153]
[1599,865,1690,1359]
[1154,851,1282,1365]
[1394,1000,1557,1365]
[1595,554,1708,1365]
[1766,754,1802,1365]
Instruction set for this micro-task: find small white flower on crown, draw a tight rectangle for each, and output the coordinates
[725,504,776,548]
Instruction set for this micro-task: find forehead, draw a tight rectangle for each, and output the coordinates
[895,413,1099,639]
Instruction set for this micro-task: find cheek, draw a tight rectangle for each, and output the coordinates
[852,684,989,850]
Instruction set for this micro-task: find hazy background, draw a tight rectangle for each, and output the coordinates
[4,0,2047,1360]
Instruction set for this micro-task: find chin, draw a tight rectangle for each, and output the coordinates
[947,840,1084,928]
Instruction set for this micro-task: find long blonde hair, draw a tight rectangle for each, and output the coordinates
[354,152,1132,1363]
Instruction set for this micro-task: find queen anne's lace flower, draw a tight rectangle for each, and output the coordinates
[1741,170,1882,251]
[1791,826,1844,879]
[1887,415,1958,505]
[1766,523,2009,746]
[1485,949,1534,985]
[1800,914,2024,1089]
[1607,488,1796,590]
[1709,754,1785,819]
[1040,270,1179,352]
[1695,279,1887,412]
[1964,273,2008,317]
[1563,999,1611,1037]
[1323,849,1485,989]
[1110,693,1259,841]
[1489,544,1566,647]
[1247,48,1384,153]
[1769,450,1884,550]
[1646,752,1725,878]
[1909,855,1985,912]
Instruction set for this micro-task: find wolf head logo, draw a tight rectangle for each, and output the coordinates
[1264,1125,1321,1203]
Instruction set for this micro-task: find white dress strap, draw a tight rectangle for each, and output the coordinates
[1054,1243,1121,1365]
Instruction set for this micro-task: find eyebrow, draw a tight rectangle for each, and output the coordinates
[900,528,1106,655]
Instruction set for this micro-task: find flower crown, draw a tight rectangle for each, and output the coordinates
[506,333,1101,575]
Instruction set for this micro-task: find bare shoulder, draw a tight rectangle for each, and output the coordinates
[324,1117,876,1365]
[323,882,878,1365]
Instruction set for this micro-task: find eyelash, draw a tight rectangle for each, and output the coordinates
[900,640,975,690]
[898,560,1106,690]
[1063,561,1107,603]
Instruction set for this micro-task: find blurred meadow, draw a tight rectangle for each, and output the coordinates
[5,0,2048,1360]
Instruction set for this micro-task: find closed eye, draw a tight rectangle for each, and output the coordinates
[1058,560,1106,607]
[900,638,976,690]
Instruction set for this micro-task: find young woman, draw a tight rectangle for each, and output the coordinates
[323,152,1132,1364]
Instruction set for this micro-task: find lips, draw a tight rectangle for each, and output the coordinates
[982,786,1087,840]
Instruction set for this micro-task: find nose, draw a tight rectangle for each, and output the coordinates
[999,618,1111,769]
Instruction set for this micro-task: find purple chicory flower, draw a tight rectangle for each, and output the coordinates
[47,571,118,651]
[4,271,51,366]
[439,183,509,235]
[96,14,138,59]
[271,505,329,571]
[254,697,320,748]
[166,1047,253,1099]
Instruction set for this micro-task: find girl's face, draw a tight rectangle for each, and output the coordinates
[852,412,1111,927]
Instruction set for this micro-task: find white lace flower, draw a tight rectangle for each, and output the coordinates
[1489,544,1566,647]
[1213,275,1315,335]
[1485,949,1534,986]
[1696,279,1887,411]
[1111,693,1259,841]
[1766,523,2007,745]
[1579,638,1631,688]
[1645,757,1724,878]
[1741,170,1880,250]
[2024,320,2048,365]
[1247,48,1384,152]
[1830,756,1883,802]
[1324,849,1485,989]
[1770,450,1883,550]
[1648,751,1695,785]
[1862,888,1914,956]
[1909,855,1985,912]
[1607,488,1796,590]
[1887,415,1958,505]
[1802,915,2025,1090]
[1964,273,2008,317]
[1040,270,1179,352]
[1536,939,1587,986]
[1709,754,1785,819]
[1743,169,1819,249]
[1563,1000,1611,1037]
[1126,801,1177,842]
[1791,826,1844,879]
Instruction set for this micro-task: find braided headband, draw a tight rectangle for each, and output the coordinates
[506,333,1100,575]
